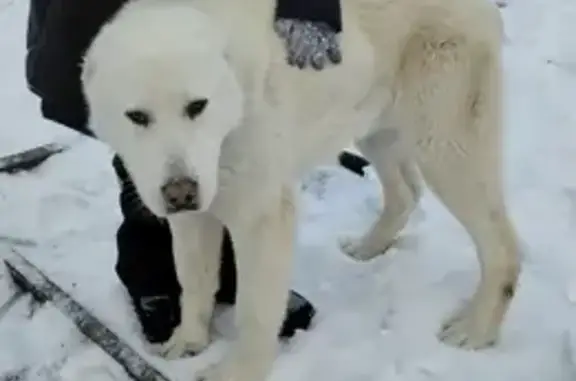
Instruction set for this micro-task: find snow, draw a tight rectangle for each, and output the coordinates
[1,0,576,380]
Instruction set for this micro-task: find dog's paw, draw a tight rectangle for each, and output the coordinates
[152,321,210,359]
[339,235,390,262]
[438,303,499,350]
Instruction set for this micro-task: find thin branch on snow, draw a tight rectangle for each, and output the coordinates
[0,143,68,174]
[3,249,173,381]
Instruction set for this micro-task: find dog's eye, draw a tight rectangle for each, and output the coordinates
[125,109,152,127]
[184,99,208,120]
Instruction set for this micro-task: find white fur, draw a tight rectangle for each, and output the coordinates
[82,0,520,380]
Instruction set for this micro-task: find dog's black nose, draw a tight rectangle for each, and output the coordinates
[161,177,199,213]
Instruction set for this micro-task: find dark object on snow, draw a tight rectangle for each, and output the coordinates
[4,250,172,381]
[280,291,316,337]
[338,151,370,177]
[0,143,67,174]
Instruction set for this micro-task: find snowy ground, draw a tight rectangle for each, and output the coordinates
[2,0,576,380]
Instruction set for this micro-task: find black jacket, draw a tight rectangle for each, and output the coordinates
[25,0,342,137]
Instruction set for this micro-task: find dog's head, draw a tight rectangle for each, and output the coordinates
[81,2,243,217]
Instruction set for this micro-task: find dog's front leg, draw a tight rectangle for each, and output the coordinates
[199,187,295,381]
[159,212,222,359]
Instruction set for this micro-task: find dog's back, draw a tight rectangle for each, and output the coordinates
[84,0,505,193]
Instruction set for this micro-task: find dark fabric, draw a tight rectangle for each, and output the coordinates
[26,0,128,136]
[275,0,342,32]
[25,0,342,136]
[40,99,94,137]
[131,294,181,344]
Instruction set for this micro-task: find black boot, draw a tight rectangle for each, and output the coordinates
[338,151,370,177]
[112,156,316,344]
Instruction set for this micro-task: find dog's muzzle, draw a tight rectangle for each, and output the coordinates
[161,176,200,213]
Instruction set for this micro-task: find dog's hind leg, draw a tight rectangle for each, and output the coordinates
[417,123,519,349]
[401,42,520,349]
[159,212,222,359]
[340,128,422,261]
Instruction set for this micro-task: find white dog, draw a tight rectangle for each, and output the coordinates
[81,0,520,380]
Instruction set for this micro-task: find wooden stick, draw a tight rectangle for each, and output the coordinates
[0,143,68,174]
[3,249,172,381]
